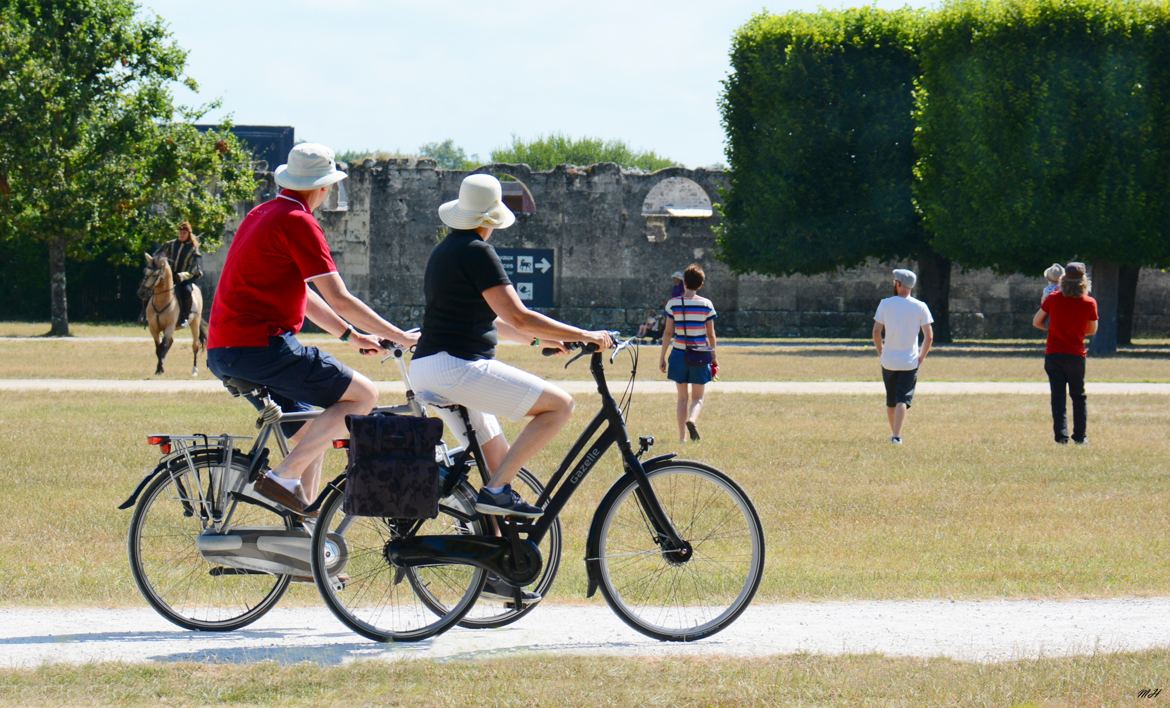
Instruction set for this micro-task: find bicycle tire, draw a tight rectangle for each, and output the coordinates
[592,459,765,642]
[432,468,562,629]
[128,450,292,632]
[311,478,487,643]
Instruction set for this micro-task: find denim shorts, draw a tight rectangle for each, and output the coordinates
[207,333,355,434]
[881,367,918,408]
[666,347,713,385]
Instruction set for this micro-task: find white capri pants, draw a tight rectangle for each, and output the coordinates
[409,351,550,449]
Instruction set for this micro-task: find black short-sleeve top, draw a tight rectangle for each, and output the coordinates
[414,229,512,361]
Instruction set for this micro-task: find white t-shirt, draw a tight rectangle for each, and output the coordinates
[874,295,934,371]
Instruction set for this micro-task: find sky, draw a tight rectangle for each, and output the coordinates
[142,0,933,168]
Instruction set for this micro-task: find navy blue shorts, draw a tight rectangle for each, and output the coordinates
[881,367,918,408]
[667,347,713,385]
[208,333,355,435]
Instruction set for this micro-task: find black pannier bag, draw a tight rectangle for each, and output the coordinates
[343,412,444,518]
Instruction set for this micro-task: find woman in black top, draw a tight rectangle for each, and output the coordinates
[154,221,203,326]
[411,174,612,521]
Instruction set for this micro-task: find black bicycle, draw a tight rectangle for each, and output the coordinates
[309,334,765,642]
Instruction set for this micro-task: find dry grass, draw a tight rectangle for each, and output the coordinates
[4,329,1170,382]
[3,387,1169,606]
[2,651,1170,705]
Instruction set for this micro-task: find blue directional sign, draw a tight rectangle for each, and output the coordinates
[495,248,555,307]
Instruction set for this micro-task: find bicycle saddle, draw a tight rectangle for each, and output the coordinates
[220,377,269,399]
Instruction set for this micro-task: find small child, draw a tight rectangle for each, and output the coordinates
[1042,263,1064,303]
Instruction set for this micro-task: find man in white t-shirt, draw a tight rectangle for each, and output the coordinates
[872,268,934,444]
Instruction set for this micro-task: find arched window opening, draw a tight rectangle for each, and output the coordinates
[641,177,713,218]
[495,173,536,216]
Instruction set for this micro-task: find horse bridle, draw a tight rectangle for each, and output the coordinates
[142,265,176,315]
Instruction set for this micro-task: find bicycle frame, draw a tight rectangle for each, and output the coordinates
[389,344,688,581]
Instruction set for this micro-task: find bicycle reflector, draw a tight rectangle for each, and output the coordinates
[332,439,350,449]
[146,435,172,454]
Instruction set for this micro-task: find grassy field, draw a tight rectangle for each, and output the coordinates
[3,388,1169,606]
[3,651,1170,705]
[4,327,1170,703]
[4,324,1170,382]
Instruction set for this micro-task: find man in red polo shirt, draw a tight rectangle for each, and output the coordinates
[208,143,418,514]
[1032,262,1098,445]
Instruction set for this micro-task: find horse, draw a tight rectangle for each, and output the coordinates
[140,252,207,376]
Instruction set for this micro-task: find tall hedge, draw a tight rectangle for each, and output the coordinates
[914,0,1170,350]
[719,9,962,339]
[719,9,925,276]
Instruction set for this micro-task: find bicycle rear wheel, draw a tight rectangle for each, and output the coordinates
[454,468,561,629]
[128,452,291,631]
[592,460,764,642]
[311,479,487,642]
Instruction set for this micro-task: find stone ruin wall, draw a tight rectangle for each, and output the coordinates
[202,161,1170,339]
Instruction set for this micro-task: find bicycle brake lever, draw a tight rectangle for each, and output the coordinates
[564,348,589,369]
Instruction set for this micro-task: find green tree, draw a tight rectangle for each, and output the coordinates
[718,9,955,339]
[490,134,678,172]
[915,0,1170,353]
[419,139,478,170]
[0,0,256,335]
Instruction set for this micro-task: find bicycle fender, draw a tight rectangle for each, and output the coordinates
[304,471,348,515]
[582,455,695,598]
[117,447,249,510]
[640,452,677,467]
[117,460,170,510]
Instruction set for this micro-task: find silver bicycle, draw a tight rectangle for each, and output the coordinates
[119,343,559,633]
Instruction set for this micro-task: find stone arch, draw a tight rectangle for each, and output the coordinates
[641,176,713,218]
[640,175,713,243]
[473,164,536,216]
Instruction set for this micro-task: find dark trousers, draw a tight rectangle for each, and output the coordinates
[175,280,194,324]
[1044,354,1086,442]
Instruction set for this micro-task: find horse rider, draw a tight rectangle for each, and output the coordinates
[206,143,419,515]
[141,221,203,327]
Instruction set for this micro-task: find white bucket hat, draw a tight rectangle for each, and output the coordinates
[438,174,516,230]
[274,143,348,191]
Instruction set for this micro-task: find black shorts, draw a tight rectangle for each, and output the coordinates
[882,367,919,408]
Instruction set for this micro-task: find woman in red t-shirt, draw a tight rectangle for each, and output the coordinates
[1032,262,1099,444]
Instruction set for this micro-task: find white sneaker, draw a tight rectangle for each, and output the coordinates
[890,436,902,445]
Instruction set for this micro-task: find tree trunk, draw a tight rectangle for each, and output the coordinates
[1117,265,1139,346]
[48,236,70,337]
[916,251,952,343]
[1088,260,1118,356]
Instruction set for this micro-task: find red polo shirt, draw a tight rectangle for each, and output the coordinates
[207,191,337,348]
[1041,291,1098,357]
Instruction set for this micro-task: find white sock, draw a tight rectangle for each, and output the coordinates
[269,474,301,492]
[485,485,504,494]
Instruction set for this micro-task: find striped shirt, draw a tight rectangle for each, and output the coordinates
[665,295,717,350]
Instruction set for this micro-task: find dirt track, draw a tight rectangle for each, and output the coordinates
[3,598,1169,668]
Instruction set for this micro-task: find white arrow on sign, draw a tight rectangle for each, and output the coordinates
[536,258,551,274]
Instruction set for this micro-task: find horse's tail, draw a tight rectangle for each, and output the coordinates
[199,319,208,351]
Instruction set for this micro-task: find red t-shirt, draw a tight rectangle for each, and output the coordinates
[1041,292,1098,357]
[207,191,337,348]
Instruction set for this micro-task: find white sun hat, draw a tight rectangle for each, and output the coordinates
[438,174,516,230]
[274,143,348,191]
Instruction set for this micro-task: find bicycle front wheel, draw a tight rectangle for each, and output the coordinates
[593,460,765,642]
[128,452,292,631]
[311,479,487,642]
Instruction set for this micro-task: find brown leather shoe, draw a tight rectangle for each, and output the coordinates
[253,473,309,515]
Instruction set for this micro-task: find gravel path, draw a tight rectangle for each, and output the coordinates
[2,599,1169,668]
[3,377,1170,395]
